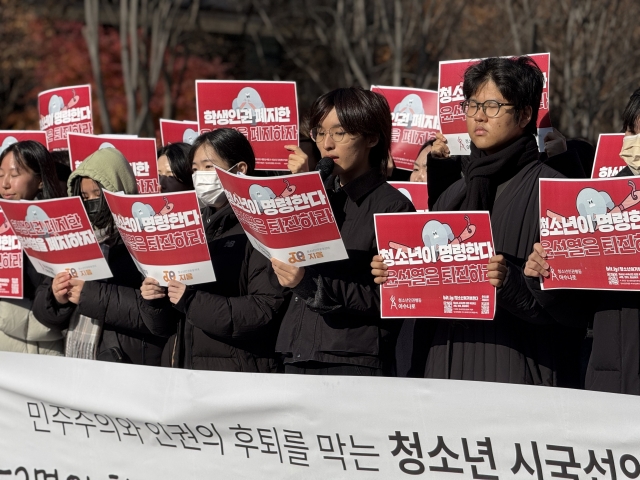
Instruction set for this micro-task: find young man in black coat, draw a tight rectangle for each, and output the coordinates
[373,56,584,385]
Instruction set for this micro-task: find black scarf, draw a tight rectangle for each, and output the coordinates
[445,134,540,212]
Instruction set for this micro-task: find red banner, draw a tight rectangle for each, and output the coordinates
[371,86,439,171]
[0,209,23,299]
[103,191,214,286]
[67,133,159,194]
[215,169,348,266]
[438,53,552,155]
[375,211,495,319]
[591,133,627,178]
[196,81,298,170]
[0,197,111,280]
[159,119,199,146]
[388,182,429,211]
[38,85,93,151]
[0,131,48,156]
[539,177,640,290]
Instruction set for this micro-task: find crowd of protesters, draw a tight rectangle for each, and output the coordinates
[1,55,639,396]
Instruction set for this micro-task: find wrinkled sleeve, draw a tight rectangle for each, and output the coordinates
[32,277,76,330]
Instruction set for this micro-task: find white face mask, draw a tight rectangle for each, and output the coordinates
[192,163,238,207]
[620,134,640,175]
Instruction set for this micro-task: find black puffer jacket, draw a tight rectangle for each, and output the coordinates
[140,203,286,372]
[32,238,167,365]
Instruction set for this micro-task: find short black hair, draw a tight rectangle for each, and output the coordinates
[622,88,640,134]
[417,138,436,156]
[463,56,544,136]
[309,87,392,173]
[190,128,256,174]
[158,142,193,188]
[0,140,64,199]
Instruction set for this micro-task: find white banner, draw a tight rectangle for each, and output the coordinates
[0,352,639,479]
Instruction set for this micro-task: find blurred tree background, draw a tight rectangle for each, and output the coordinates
[1,0,639,143]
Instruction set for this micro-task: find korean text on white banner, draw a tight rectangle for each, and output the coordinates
[103,190,215,286]
[196,80,299,170]
[0,208,23,298]
[591,133,627,178]
[371,86,439,171]
[375,211,495,319]
[67,133,160,194]
[539,177,640,290]
[38,85,93,151]
[159,119,199,146]
[2,351,640,479]
[438,53,552,155]
[388,182,429,212]
[215,168,348,266]
[0,197,111,280]
[0,131,48,155]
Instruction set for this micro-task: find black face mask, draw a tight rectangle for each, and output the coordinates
[159,175,191,193]
[83,198,102,223]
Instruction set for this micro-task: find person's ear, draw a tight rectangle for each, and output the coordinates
[366,135,379,148]
[236,161,248,174]
[518,106,533,129]
[38,180,44,191]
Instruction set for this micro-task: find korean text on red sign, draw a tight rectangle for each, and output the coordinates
[67,133,160,194]
[375,211,496,319]
[103,190,215,286]
[438,53,552,155]
[591,133,627,178]
[215,169,348,266]
[372,86,439,171]
[0,197,111,280]
[38,85,93,151]
[196,81,299,170]
[0,209,23,299]
[540,177,640,290]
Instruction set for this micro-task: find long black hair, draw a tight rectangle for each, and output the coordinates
[0,141,65,199]
[190,128,256,173]
[622,88,640,134]
[157,142,193,188]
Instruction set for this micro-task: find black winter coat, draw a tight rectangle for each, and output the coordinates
[420,157,584,385]
[275,169,415,372]
[33,238,167,365]
[140,204,286,372]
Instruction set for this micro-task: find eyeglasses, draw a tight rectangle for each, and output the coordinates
[310,127,349,144]
[460,100,515,118]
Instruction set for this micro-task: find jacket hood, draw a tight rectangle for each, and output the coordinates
[67,147,138,196]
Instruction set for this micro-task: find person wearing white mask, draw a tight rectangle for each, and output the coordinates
[138,129,287,371]
[523,87,640,394]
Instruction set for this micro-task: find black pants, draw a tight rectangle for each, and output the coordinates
[284,362,383,376]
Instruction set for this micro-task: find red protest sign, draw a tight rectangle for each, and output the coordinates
[0,209,23,299]
[0,197,111,280]
[591,133,627,178]
[539,177,640,290]
[196,81,298,170]
[159,119,199,146]
[375,211,496,319]
[38,85,93,151]
[103,190,215,286]
[388,182,429,211]
[438,53,552,155]
[0,131,48,155]
[371,86,439,171]
[67,133,159,194]
[215,169,348,265]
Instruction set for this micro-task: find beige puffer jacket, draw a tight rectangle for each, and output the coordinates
[0,297,64,355]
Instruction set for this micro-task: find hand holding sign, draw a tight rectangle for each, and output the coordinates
[141,277,166,300]
[68,278,85,305]
[487,255,507,288]
[52,272,72,304]
[431,132,450,158]
[167,279,187,304]
[271,258,305,288]
[370,254,388,285]
[285,145,310,174]
[524,243,550,279]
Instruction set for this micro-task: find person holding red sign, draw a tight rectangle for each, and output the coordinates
[0,141,66,355]
[271,87,414,376]
[373,57,584,386]
[139,129,286,371]
[33,148,168,365]
[524,88,640,394]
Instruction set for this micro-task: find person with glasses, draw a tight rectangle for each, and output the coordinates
[372,56,584,386]
[272,87,414,376]
[139,129,287,371]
